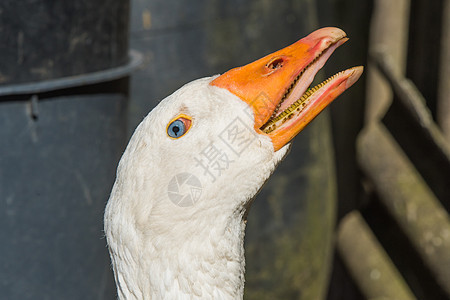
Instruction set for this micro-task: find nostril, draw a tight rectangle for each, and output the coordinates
[266,57,284,70]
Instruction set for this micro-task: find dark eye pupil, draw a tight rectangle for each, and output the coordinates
[168,119,186,138]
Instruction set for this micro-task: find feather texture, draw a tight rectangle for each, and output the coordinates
[105,77,289,299]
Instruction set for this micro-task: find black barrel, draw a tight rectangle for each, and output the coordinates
[0,1,138,299]
[0,1,130,85]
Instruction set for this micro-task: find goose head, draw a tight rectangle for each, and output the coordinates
[104,27,363,299]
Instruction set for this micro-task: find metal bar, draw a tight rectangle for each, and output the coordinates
[337,211,416,300]
[372,50,450,210]
[365,0,410,123]
[0,50,143,97]
[361,192,447,299]
[406,0,445,117]
[437,0,450,141]
[358,123,450,298]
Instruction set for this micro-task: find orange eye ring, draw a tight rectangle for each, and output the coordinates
[166,114,192,139]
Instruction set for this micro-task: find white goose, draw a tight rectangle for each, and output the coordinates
[104,27,363,299]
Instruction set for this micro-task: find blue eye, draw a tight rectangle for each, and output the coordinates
[168,120,185,138]
[167,116,192,139]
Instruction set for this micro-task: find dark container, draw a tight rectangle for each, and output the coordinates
[0,1,130,85]
[0,1,138,299]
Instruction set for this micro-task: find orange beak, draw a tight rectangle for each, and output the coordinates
[210,27,363,151]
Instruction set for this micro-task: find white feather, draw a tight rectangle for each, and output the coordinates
[105,76,289,299]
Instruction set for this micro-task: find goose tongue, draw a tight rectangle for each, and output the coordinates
[210,27,363,151]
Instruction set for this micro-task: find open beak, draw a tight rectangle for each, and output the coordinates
[210,27,363,151]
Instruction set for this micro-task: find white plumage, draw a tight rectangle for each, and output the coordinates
[104,27,362,299]
[105,77,289,299]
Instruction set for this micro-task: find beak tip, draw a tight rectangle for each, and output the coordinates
[346,66,364,89]
[311,27,348,48]
[315,27,347,38]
